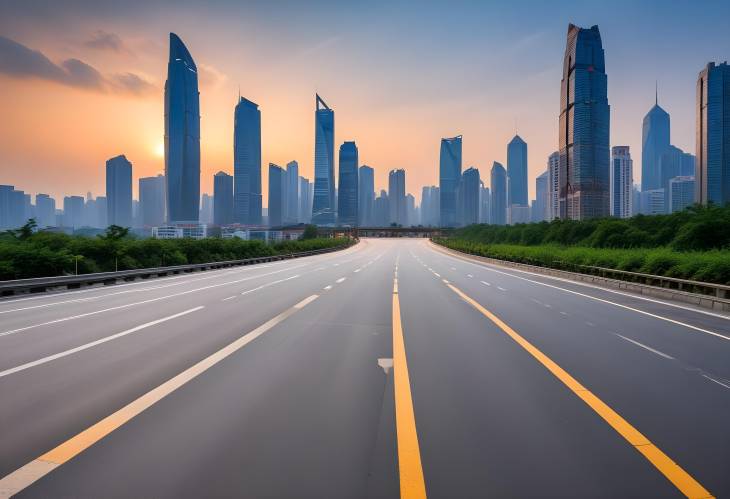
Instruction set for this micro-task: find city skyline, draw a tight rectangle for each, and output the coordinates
[1,1,729,206]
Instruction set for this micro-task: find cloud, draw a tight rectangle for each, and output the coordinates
[0,35,154,96]
[197,63,226,90]
[84,30,125,52]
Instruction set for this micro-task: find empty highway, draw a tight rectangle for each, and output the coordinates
[0,238,727,498]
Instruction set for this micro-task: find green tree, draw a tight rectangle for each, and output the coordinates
[302,224,319,240]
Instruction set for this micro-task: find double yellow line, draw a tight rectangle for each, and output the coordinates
[391,270,713,499]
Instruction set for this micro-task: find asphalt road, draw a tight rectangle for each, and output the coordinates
[0,238,727,498]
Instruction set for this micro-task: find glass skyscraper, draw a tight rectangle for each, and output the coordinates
[388,169,406,226]
[696,62,730,206]
[558,24,610,220]
[268,163,285,227]
[460,167,480,226]
[286,161,299,224]
[139,174,166,227]
[312,94,335,225]
[337,142,358,226]
[611,146,633,218]
[106,154,133,228]
[439,135,462,227]
[164,33,200,223]
[507,135,528,207]
[490,162,507,226]
[641,93,670,192]
[213,171,234,226]
[234,96,262,225]
[358,165,374,226]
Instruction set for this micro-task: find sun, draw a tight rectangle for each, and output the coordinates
[154,142,165,158]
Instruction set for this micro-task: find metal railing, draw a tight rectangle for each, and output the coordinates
[0,242,354,298]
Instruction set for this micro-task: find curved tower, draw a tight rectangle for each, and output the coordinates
[312,94,335,225]
[165,33,200,223]
[558,24,610,220]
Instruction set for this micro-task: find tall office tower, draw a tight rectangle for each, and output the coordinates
[696,62,730,206]
[610,146,633,218]
[358,165,375,226]
[312,94,335,224]
[439,135,462,227]
[0,185,13,228]
[35,194,56,228]
[460,167,480,226]
[213,171,234,226]
[388,169,407,225]
[420,186,438,227]
[659,146,693,211]
[406,194,417,226]
[268,164,286,227]
[337,142,358,226]
[63,196,85,229]
[165,33,200,223]
[507,135,528,207]
[139,175,166,227]
[490,162,507,225]
[534,171,549,222]
[4,188,27,229]
[641,90,670,191]
[234,97,262,224]
[199,194,213,224]
[106,154,133,227]
[84,197,99,228]
[479,185,490,224]
[374,190,389,226]
[96,197,108,228]
[299,177,311,223]
[284,161,299,224]
[669,176,696,213]
[547,151,560,220]
[558,24,610,220]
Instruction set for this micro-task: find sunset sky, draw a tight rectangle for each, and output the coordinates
[1,0,729,206]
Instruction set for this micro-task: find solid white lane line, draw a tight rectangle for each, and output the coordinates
[434,248,730,341]
[702,374,730,390]
[481,281,491,286]
[431,243,730,321]
[323,285,333,290]
[497,286,506,291]
[0,307,204,378]
[336,277,346,284]
[0,296,319,496]
[0,266,304,338]
[240,275,300,296]
[614,333,675,360]
[222,296,237,301]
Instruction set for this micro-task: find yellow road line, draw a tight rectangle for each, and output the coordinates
[0,295,320,497]
[446,283,713,499]
[392,274,427,499]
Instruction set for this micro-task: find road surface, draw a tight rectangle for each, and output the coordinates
[0,238,727,498]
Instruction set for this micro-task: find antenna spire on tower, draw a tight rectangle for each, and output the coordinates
[655,80,658,106]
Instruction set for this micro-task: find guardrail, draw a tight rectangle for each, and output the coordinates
[0,242,355,298]
[432,240,730,312]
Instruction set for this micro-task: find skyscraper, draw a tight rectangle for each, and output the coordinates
[406,193,417,226]
[388,169,406,225]
[641,90,670,192]
[374,190,389,227]
[421,186,440,227]
[439,135,462,227]
[610,146,633,219]
[106,154,133,228]
[286,161,299,224]
[669,177,696,213]
[358,165,374,226]
[507,135,528,207]
[63,195,85,229]
[268,163,285,227]
[479,185,490,224]
[547,151,560,220]
[164,33,200,223]
[534,171,549,222]
[139,174,166,227]
[213,171,234,226]
[460,167,480,226]
[199,194,213,224]
[312,94,335,224]
[558,24,610,220]
[337,142,358,226]
[490,162,507,225]
[696,61,730,206]
[299,176,311,223]
[234,97,262,225]
[35,194,56,228]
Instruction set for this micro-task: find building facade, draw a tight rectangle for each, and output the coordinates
[234,96,262,225]
[268,164,286,227]
[490,162,507,226]
[213,171,234,226]
[507,135,528,207]
[610,146,633,218]
[165,33,200,223]
[460,167,480,226]
[358,165,374,226]
[139,174,166,227]
[439,135,462,227]
[696,62,730,206]
[312,94,335,224]
[641,94,670,192]
[388,169,406,226]
[669,176,696,213]
[534,171,549,222]
[558,24,610,220]
[337,142,359,226]
[106,154,133,228]
[285,161,299,224]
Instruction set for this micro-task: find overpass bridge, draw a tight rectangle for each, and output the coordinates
[318,226,454,238]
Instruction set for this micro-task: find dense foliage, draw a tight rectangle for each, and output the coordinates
[436,205,730,285]
[0,223,351,280]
